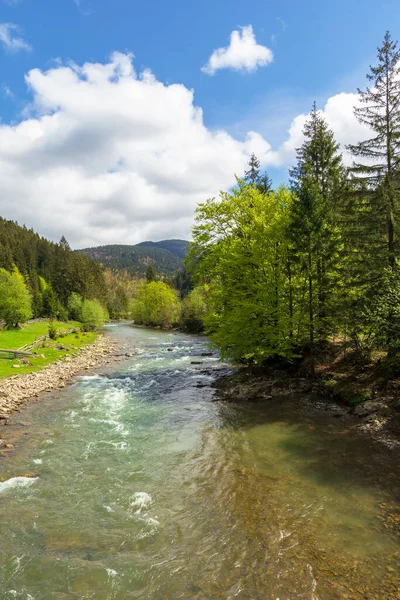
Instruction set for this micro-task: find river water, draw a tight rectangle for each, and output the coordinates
[0,324,399,600]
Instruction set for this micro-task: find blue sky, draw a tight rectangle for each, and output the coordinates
[0,0,399,245]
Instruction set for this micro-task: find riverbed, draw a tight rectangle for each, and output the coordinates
[0,324,399,599]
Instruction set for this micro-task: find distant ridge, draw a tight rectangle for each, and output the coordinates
[77,239,189,277]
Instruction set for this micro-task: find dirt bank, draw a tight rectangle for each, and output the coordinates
[0,334,121,420]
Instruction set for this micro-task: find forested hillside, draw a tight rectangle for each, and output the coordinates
[77,240,189,276]
[0,217,107,322]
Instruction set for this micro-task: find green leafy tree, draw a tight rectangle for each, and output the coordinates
[131,281,180,328]
[67,293,83,322]
[81,299,108,331]
[181,286,210,332]
[0,267,32,328]
[190,185,294,363]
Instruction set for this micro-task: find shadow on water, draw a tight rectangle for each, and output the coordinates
[215,394,400,503]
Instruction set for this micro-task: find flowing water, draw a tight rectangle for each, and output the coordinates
[0,324,399,600]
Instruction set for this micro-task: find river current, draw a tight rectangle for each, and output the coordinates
[0,324,399,599]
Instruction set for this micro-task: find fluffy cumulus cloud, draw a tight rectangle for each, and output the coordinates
[0,53,274,247]
[202,25,273,75]
[273,92,369,166]
[0,53,372,249]
[0,23,31,53]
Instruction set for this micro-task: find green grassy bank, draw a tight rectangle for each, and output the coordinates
[0,321,97,378]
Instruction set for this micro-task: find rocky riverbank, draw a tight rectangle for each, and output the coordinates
[213,368,400,450]
[0,334,120,420]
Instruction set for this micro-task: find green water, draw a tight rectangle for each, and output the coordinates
[0,325,399,599]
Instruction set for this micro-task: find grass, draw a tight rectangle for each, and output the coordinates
[0,321,97,378]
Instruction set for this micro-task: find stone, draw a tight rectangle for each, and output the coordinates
[353,401,390,417]
[12,364,20,369]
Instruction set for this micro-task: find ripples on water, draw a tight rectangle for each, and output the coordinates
[0,325,399,599]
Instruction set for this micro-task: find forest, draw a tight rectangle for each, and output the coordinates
[184,32,400,376]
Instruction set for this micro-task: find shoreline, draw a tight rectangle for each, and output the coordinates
[0,334,121,422]
[212,368,400,450]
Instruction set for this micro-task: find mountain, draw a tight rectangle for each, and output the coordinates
[77,239,190,277]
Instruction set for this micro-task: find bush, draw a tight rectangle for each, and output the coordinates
[48,321,58,340]
[81,299,108,331]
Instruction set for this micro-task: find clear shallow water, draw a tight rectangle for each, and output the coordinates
[0,325,399,600]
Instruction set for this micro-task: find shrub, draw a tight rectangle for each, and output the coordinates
[48,321,58,340]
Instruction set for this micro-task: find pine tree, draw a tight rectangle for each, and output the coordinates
[290,104,346,362]
[244,153,272,194]
[146,262,157,283]
[347,32,400,270]
[244,153,260,185]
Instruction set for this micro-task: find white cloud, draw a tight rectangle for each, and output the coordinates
[202,25,273,75]
[0,23,31,53]
[0,53,274,248]
[271,92,370,166]
[0,53,373,250]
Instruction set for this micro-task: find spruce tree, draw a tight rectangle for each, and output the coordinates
[244,153,272,194]
[244,153,260,185]
[290,104,345,360]
[146,262,157,283]
[347,32,400,270]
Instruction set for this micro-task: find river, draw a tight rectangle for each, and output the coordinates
[0,324,399,599]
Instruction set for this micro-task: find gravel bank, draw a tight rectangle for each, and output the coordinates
[0,334,119,419]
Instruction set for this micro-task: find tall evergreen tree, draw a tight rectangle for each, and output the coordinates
[347,31,400,270]
[146,262,157,283]
[290,104,345,362]
[244,153,261,185]
[244,153,272,194]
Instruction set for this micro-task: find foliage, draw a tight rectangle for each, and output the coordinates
[67,293,84,322]
[48,320,58,340]
[347,32,400,271]
[181,286,210,332]
[289,104,346,369]
[0,267,32,328]
[81,299,108,331]
[131,281,181,328]
[146,262,157,283]
[190,185,295,363]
